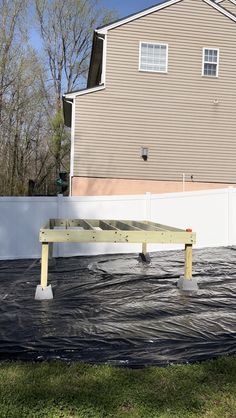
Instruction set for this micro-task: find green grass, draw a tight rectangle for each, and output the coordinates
[0,357,236,418]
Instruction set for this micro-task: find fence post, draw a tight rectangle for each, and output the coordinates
[56,194,63,257]
[228,187,234,246]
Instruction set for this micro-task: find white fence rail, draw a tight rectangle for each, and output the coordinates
[0,187,236,260]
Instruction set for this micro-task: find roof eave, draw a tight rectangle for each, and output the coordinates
[63,84,105,99]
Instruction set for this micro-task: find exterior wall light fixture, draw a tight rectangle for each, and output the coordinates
[141,147,149,161]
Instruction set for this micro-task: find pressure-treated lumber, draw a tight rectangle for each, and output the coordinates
[184,244,193,280]
[40,242,49,288]
[39,218,195,245]
[142,242,147,255]
[36,219,196,299]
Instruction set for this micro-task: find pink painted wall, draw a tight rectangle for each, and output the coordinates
[71,177,235,196]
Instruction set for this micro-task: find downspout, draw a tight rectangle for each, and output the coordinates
[68,98,75,196]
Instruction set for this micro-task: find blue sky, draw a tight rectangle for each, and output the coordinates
[100,0,160,17]
[30,1,161,50]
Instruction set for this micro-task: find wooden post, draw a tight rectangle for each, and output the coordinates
[41,242,49,288]
[184,244,192,280]
[142,242,147,255]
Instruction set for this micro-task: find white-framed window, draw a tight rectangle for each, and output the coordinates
[202,48,219,77]
[139,42,168,73]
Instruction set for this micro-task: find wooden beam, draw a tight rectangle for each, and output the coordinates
[67,219,80,227]
[142,242,147,255]
[52,218,100,228]
[131,220,164,231]
[49,219,55,229]
[99,220,119,230]
[39,229,196,244]
[40,242,49,288]
[184,244,192,279]
[54,219,67,227]
[110,220,141,231]
[38,219,196,293]
[146,221,184,232]
[79,220,96,230]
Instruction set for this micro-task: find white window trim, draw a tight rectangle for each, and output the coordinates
[202,47,219,78]
[139,42,168,74]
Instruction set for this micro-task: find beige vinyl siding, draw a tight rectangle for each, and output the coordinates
[74,0,236,183]
[219,0,236,15]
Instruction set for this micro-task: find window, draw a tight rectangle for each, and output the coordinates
[202,48,219,77]
[139,42,168,73]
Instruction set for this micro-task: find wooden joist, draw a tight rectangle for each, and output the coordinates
[39,218,196,245]
[99,220,118,230]
[38,218,196,291]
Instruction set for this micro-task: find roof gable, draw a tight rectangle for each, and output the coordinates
[96,0,236,34]
[216,0,236,5]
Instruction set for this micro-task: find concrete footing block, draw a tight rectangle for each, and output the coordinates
[35,284,53,300]
[177,277,199,291]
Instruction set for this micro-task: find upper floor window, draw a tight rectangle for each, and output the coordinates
[139,42,168,73]
[202,48,219,77]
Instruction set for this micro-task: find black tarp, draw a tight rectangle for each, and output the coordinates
[0,247,235,366]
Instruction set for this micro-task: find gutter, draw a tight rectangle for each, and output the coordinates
[63,84,105,100]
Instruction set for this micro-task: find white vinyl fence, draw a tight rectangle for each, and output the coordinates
[1,187,236,260]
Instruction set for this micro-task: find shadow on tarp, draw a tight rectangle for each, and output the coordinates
[0,247,235,366]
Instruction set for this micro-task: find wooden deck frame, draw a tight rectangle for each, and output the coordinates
[39,219,196,289]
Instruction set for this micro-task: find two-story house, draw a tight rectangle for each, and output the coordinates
[63,0,236,196]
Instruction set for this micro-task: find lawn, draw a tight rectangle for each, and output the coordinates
[0,357,235,418]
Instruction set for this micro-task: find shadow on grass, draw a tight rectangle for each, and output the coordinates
[0,356,236,418]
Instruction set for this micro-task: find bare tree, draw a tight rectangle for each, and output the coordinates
[0,0,27,121]
[35,0,116,175]
[35,0,114,99]
[0,0,115,195]
[0,48,53,195]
